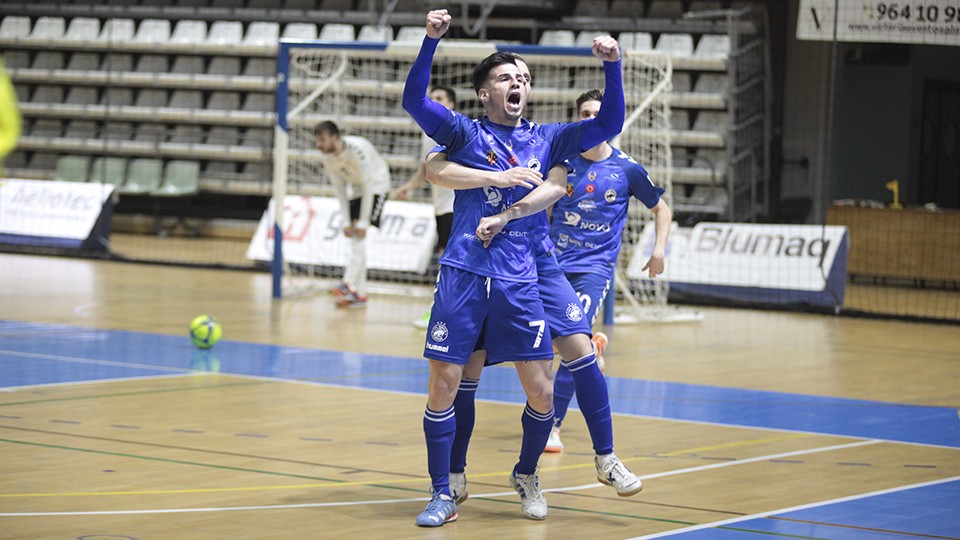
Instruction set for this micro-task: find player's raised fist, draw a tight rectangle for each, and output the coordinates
[592,35,621,62]
[426,9,452,39]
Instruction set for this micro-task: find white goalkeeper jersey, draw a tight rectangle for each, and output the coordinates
[320,135,391,228]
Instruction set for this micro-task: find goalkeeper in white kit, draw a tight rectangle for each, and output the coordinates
[314,121,391,308]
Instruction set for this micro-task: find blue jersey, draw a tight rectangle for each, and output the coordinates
[402,36,625,282]
[430,115,587,281]
[550,148,664,274]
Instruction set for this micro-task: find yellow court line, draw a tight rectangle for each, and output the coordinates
[0,433,811,499]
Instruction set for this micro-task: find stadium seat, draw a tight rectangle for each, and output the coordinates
[32,52,65,70]
[576,31,609,48]
[101,88,134,106]
[320,0,354,10]
[63,17,100,41]
[242,128,271,147]
[574,0,609,17]
[13,84,30,103]
[207,21,243,45]
[169,90,204,109]
[66,87,100,105]
[242,58,273,77]
[64,120,98,139]
[0,16,32,39]
[120,158,164,194]
[319,23,355,41]
[29,17,65,40]
[208,57,241,75]
[693,73,727,93]
[135,89,169,108]
[4,151,28,170]
[241,161,271,182]
[394,26,423,43]
[133,123,167,143]
[539,30,575,47]
[66,52,101,71]
[689,1,723,12]
[282,23,318,40]
[694,34,731,59]
[102,122,135,140]
[171,55,206,74]
[210,0,244,7]
[99,19,136,42]
[90,157,128,187]
[655,33,694,57]
[133,19,172,44]
[136,54,170,73]
[609,0,643,17]
[153,160,201,196]
[242,93,274,112]
[30,119,64,137]
[170,20,208,44]
[357,24,392,42]
[100,53,134,72]
[618,32,653,51]
[692,111,726,130]
[646,0,684,18]
[247,0,276,8]
[206,91,242,111]
[206,126,241,145]
[176,0,210,6]
[31,85,64,104]
[243,21,279,46]
[2,50,31,69]
[671,109,690,130]
[55,155,91,182]
[286,0,317,9]
[27,152,58,170]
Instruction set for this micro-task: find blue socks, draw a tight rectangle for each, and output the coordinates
[562,351,613,455]
[552,363,576,429]
[449,378,478,473]
[516,403,554,475]
[423,405,456,496]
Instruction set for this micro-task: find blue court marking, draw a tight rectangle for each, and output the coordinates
[652,478,960,539]
[1,320,958,448]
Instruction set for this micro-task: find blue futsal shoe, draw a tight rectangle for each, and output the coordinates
[415,492,458,527]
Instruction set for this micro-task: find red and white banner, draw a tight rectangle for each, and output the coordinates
[246,196,437,273]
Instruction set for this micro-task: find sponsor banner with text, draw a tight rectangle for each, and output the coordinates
[628,222,849,307]
[246,196,436,273]
[798,0,960,46]
[0,178,114,250]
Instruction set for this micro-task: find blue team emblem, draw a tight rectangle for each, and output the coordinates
[483,186,503,208]
[588,171,597,181]
[604,188,617,203]
[565,303,584,322]
[557,233,569,248]
[431,321,449,342]
[562,211,581,226]
[526,157,541,172]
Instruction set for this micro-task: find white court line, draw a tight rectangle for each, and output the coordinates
[0,349,194,375]
[0,440,885,517]
[0,373,194,392]
[630,474,960,539]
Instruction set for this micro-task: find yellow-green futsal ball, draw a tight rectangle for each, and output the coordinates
[189,315,222,349]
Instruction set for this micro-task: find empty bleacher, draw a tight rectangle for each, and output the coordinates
[1,0,768,223]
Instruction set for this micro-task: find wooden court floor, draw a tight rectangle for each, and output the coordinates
[1,253,959,539]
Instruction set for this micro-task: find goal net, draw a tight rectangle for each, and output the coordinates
[257,38,684,320]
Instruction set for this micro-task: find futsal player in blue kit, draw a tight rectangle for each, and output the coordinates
[402,9,625,526]
[547,88,673,451]
[425,88,669,508]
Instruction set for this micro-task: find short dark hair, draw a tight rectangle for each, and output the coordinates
[314,121,340,136]
[431,85,457,105]
[576,89,603,110]
[471,51,525,93]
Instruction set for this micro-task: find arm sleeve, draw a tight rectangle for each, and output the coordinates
[578,59,625,151]
[401,36,450,138]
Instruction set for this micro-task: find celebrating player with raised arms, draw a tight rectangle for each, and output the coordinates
[402,8,625,527]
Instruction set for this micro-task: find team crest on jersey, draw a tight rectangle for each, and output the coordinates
[557,233,569,248]
[483,186,504,208]
[431,322,449,342]
[562,211,581,226]
[586,184,595,193]
[526,157,541,172]
[588,171,597,181]
[566,182,574,196]
[604,188,617,203]
[485,149,498,165]
[565,303,584,322]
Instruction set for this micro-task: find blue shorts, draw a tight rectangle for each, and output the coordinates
[564,270,612,326]
[536,252,592,338]
[424,265,553,365]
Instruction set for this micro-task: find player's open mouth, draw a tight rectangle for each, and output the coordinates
[506,91,522,110]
